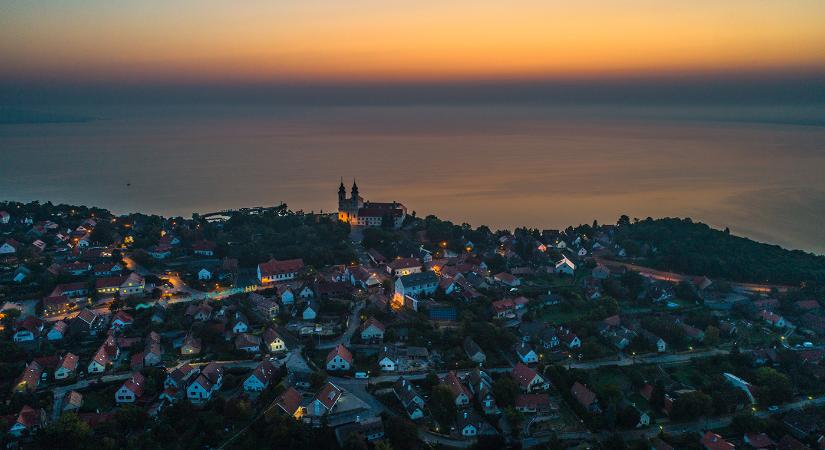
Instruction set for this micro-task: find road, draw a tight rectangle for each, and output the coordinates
[568,348,729,369]
[317,300,365,350]
[51,373,133,420]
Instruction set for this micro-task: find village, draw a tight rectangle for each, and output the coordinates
[0,183,824,450]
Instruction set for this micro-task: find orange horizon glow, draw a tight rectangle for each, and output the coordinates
[2,1,825,84]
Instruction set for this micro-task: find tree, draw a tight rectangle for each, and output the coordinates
[492,376,519,408]
[704,325,721,346]
[383,415,419,450]
[670,391,713,421]
[36,413,93,449]
[754,367,793,404]
[430,385,457,427]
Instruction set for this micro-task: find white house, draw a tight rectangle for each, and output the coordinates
[0,239,20,255]
[515,342,539,364]
[198,268,212,280]
[302,301,319,321]
[243,361,276,392]
[115,372,146,404]
[54,353,79,380]
[262,327,287,354]
[325,344,353,372]
[555,256,576,276]
[360,318,386,341]
[47,321,67,341]
[378,346,399,372]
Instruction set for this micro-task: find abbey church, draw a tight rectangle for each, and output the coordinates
[337,180,407,229]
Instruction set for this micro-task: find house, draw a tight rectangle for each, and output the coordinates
[378,345,399,372]
[262,327,288,353]
[63,391,83,413]
[197,268,213,280]
[74,309,102,334]
[13,316,43,342]
[387,257,422,277]
[466,369,497,414]
[55,353,79,380]
[257,258,304,284]
[249,293,280,320]
[115,372,146,403]
[394,271,438,298]
[701,431,735,450]
[0,211,9,224]
[592,264,611,280]
[456,410,487,437]
[744,433,775,449]
[88,336,119,374]
[276,387,304,419]
[494,272,521,287]
[555,256,576,276]
[443,371,471,407]
[181,333,202,356]
[491,298,516,318]
[235,333,261,353]
[512,362,549,392]
[96,273,145,297]
[47,321,68,341]
[164,364,199,389]
[111,310,134,330]
[515,342,539,364]
[302,300,319,321]
[760,310,787,328]
[232,312,250,333]
[360,318,386,341]
[334,417,385,446]
[186,302,213,321]
[307,382,343,418]
[571,382,601,414]
[297,283,315,299]
[640,329,667,352]
[14,361,43,393]
[0,238,21,255]
[187,362,223,403]
[148,244,172,259]
[277,285,295,305]
[393,377,425,420]
[140,331,163,366]
[463,337,486,364]
[244,360,277,392]
[326,344,353,371]
[8,405,45,438]
[515,393,557,415]
[192,240,216,256]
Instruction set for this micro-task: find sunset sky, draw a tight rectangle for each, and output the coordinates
[3,1,825,85]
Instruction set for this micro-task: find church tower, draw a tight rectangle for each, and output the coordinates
[338,179,346,210]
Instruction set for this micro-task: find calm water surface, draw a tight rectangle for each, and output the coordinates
[1,104,824,253]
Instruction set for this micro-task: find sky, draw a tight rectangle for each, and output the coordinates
[2,0,825,89]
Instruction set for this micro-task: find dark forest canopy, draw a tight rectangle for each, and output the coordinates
[613,217,825,286]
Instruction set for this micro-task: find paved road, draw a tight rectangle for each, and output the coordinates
[51,373,133,420]
[568,348,729,369]
[317,300,365,350]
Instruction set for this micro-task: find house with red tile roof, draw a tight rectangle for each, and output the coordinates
[744,432,775,449]
[701,431,735,450]
[360,318,386,341]
[55,353,79,380]
[442,371,471,407]
[8,405,45,437]
[276,386,304,419]
[14,361,42,393]
[571,382,601,414]
[244,360,277,392]
[511,362,549,392]
[116,372,146,403]
[257,258,304,284]
[308,382,343,418]
[326,344,353,371]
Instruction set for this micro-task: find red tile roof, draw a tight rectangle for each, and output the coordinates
[326,344,353,364]
[259,258,304,277]
[571,382,597,408]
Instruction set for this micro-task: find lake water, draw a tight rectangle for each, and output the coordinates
[1,104,824,253]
